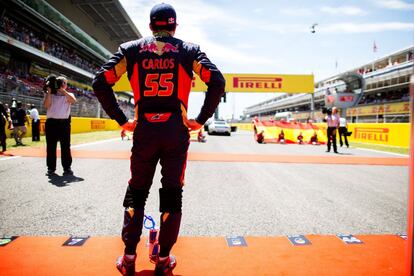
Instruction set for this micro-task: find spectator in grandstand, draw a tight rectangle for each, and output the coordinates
[0,102,12,153]
[338,116,349,148]
[10,101,29,146]
[324,107,339,153]
[278,129,285,144]
[297,132,304,144]
[30,104,40,141]
[92,3,225,275]
[43,75,76,175]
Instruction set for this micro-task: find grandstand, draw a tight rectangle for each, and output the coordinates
[244,45,413,123]
[0,0,140,119]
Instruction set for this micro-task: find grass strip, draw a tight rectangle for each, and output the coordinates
[5,130,121,149]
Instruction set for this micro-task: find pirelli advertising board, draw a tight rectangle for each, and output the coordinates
[113,74,314,93]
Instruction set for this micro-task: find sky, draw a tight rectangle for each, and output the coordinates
[119,0,414,120]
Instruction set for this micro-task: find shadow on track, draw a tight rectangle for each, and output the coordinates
[47,173,84,187]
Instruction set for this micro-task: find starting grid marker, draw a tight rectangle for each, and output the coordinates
[397,234,407,240]
[226,236,247,247]
[337,234,363,244]
[0,236,18,246]
[62,236,90,246]
[287,235,311,246]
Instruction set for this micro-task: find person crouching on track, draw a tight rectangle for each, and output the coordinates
[297,132,304,144]
[92,3,225,276]
[310,131,319,145]
[278,129,285,144]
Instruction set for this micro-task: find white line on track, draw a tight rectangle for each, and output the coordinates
[71,138,120,149]
[354,147,409,157]
[0,138,121,162]
[0,156,21,161]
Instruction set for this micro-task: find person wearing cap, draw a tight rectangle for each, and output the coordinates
[93,3,225,275]
[30,104,40,141]
[10,101,29,146]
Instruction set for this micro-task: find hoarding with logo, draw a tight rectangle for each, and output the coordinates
[113,73,314,93]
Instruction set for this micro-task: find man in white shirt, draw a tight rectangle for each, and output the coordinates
[43,75,76,175]
[29,104,40,141]
[338,116,349,148]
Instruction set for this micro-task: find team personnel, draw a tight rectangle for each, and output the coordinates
[43,75,76,175]
[338,116,349,148]
[92,3,225,276]
[11,101,29,146]
[0,102,11,152]
[30,104,40,141]
[325,106,340,153]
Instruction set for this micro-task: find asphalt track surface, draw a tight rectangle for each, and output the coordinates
[0,131,408,237]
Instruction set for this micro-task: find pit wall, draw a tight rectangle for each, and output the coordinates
[231,123,410,148]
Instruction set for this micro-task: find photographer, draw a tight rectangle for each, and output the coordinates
[323,106,339,153]
[43,75,76,175]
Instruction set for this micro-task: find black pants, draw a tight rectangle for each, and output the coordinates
[338,127,349,147]
[0,122,6,151]
[327,127,337,152]
[45,118,72,171]
[122,112,189,256]
[32,120,40,141]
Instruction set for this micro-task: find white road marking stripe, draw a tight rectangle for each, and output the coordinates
[354,147,409,157]
[0,138,121,162]
[0,156,21,161]
[71,138,120,149]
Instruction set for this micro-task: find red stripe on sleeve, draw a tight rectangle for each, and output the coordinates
[103,69,119,84]
[200,67,211,83]
[177,64,192,108]
[129,63,140,104]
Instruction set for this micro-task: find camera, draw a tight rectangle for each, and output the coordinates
[322,107,332,115]
[43,74,63,94]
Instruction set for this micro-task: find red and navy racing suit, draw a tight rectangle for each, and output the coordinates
[92,34,225,256]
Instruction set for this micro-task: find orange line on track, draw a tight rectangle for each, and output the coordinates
[0,235,406,275]
[2,147,408,166]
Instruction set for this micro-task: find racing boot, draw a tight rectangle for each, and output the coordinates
[154,255,177,276]
[116,254,136,276]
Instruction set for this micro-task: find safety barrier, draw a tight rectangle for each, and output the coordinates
[232,122,411,148]
[5,116,120,138]
[5,118,410,149]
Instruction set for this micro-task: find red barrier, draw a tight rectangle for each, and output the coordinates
[407,74,414,275]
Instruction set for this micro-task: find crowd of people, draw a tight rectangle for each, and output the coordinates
[0,68,96,100]
[0,16,99,74]
[358,90,410,105]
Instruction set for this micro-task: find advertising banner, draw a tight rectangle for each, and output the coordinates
[113,73,314,94]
